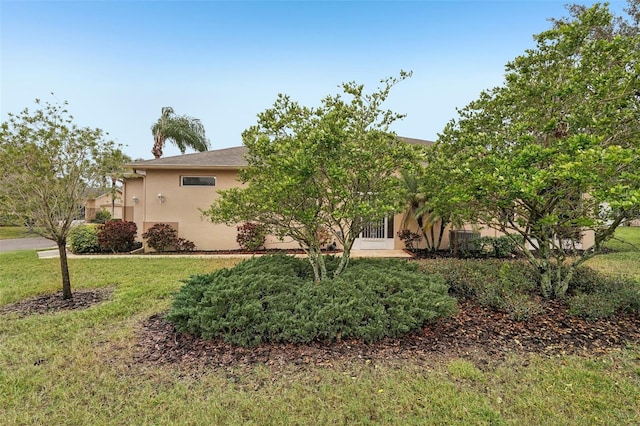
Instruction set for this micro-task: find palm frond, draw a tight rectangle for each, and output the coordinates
[151,107,209,158]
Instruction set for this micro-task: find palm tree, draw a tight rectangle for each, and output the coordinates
[151,107,210,158]
[399,169,448,252]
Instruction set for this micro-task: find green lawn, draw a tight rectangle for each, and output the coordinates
[588,226,640,280]
[1,230,640,425]
[0,226,36,240]
[603,225,640,252]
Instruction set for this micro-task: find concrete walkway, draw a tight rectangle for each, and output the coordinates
[0,237,56,252]
[36,249,413,260]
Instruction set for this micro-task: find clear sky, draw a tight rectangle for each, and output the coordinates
[1,0,628,160]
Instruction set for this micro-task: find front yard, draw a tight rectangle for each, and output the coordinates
[0,228,639,425]
[0,226,36,240]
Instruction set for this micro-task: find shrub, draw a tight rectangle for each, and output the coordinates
[477,235,523,258]
[419,258,541,320]
[503,293,543,321]
[97,220,137,253]
[310,260,457,342]
[236,222,267,251]
[568,266,640,318]
[176,237,196,252]
[167,255,457,346]
[397,229,422,250]
[92,209,112,224]
[68,224,101,254]
[142,223,197,252]
[142,223,178,252]
[568,293,618,319]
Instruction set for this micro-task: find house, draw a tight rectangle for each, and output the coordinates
[121,138,594,252]
[84,188,123,222]
[122,138,442,251]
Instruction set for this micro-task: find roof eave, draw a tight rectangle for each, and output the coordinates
[126,164,244,171]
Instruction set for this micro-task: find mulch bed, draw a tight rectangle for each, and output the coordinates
[145,248,341,255]
[132,300,640,371]
[0,288,113,317]
[4,288,639,371]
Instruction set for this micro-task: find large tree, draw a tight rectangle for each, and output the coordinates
[435,3,640,298]
[205,73,417,281]
[151,106,209,159]
[0,99,127,299]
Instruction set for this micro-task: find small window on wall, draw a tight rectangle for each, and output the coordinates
[181,176,216,187]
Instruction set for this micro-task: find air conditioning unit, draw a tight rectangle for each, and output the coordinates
[449,230,480,252]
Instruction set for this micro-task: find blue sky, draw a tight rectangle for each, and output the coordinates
[1,0,628,160]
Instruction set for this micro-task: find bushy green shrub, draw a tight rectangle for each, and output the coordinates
[568,293,618,319]
[68,224,100,254]
[420,258,541,320]
[477,235,523,258]
[310,259,457,342]
[167,255,457,346]
[236,222,267,251]
[420,259,529,297]
[92,209,112,224]
[97,220,137,253]
[503,293,543,321]
[568,266,640,318]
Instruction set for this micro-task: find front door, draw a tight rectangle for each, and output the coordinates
[354,216,395,250]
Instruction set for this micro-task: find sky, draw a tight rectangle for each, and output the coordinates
[1,0,629,160]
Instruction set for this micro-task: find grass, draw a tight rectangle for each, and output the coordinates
[587,226,640,280]
[0,226,36,240]
[603,225,640,252]
[1,228,640,424]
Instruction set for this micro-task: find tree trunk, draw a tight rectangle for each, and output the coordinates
[151,134,164,159]
[306,246,327,282]
[435,220,446,251]
[334,239,354,277]
[429,225,436,252]
[58,240,72,300]
[553,259,574,299]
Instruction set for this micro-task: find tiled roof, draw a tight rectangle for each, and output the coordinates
[129,137,433,169]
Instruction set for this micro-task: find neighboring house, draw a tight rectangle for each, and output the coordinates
[85,189,123,222]
[121,138,594,251]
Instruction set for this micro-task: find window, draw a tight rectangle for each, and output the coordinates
[181,176,216,186]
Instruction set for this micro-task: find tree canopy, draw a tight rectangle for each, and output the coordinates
[433,3,640,298]
[151,106,209,159]
[0,99,128,299]
[205,72,418,281]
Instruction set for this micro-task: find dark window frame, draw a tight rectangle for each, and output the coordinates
[181,176,216,187]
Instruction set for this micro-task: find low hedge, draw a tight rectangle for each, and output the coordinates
[167,255,457,346]
[69,224,100,254]
[420,258,640,320]
[568,266,640,319]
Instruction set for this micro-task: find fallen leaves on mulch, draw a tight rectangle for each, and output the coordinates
[4,289,638,371]
[0,288,114,317]
[133,300,640,371]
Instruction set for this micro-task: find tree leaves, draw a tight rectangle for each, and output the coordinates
[204,73,417,280]
[0,98,127,298]
[433,3,640,297]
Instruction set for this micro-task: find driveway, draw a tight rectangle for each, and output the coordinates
[0,237,56,252]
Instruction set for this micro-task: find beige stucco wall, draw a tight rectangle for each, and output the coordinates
[122,178,144,225]
[123,165,597,252]
[85,192,123,221]
[124,169,302,251]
